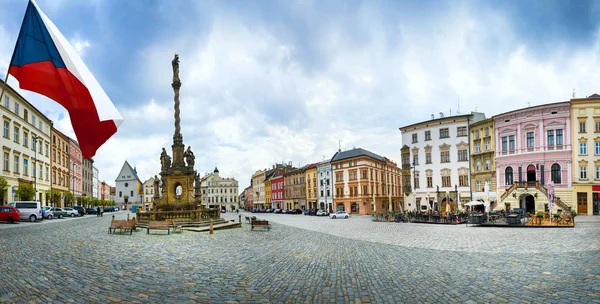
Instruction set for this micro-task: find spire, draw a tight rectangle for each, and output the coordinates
[214,167,219,174]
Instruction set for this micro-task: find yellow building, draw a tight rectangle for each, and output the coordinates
[305,163,318,210]
[265,178,272,210]
[469,118,498,209]
[571,94,600,215]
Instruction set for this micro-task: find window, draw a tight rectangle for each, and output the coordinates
[596,142,600,155]
[509,135,515,150]
[3,122,8,139]
[556,129,563,145]
[475,130,480,139]
[505,167,514,185]
[579,121,586,133]
[580,142,587,155]
[526,132,534,149]
[412,133,418,143]
[440,151,450,163]
[413,154,419,165]
[3,152,8,171]
[13,156,19,173]
[14,102,19,115]
[580,166,587,179]
[442,176,451,187]
[475,159,480,171]
[501,136,507,151]
[484,140,490,151]
[596,166,600,180]
[457,126,467,137]
[3,95,8,108]
[425,152,431,164]
[596,121,600,133]
[24,132,29,147]
[38,121,42,130]
[547,130,554,146]
[23,159,28,175]
[485,160,490,170]
[476,181,481,191]
[440,128,449,138]
[414,171,420,189]
[24,109,28,122]
[459,174,468,187]
[426,176,432,188]
[119,191,122,197]
[361,170,367,179]
[425,131,431,141]
[458,149,468,161]
[32,116,36,126]
[475,143,481,153]
[551,163,561,184]
[484,128,489,136]
[13,127,19,143]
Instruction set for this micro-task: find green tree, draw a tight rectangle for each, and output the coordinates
[46,189,62,206]
[0,177,8,204]
[64,191,74,206]
[15,184,35,201]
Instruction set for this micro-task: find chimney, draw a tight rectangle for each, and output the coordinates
[431,114,434,120]
[439,112,444,118]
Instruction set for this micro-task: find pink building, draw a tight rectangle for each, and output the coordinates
[69,138,83,196]
[494,101,572,213]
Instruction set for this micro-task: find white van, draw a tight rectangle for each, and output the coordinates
[8,201,43,222]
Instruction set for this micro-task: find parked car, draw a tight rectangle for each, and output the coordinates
[0,206,20,223]
[317,210,329,216]
[9,201,43,222]
[63,208,79,217]
[42,206,54,220]
[50,207,69,219]
[72,206,86,216]
[289,209,303,214]
[104,206,115,212]
[329,211,350,219]
[86,207,98,215]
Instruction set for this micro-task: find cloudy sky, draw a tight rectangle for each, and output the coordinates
[1,0,599,191]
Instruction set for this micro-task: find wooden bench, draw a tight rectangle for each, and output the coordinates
[251,220,271,230]
[171,220,182,233]
[147,221,171,234]
[108,220,135,235]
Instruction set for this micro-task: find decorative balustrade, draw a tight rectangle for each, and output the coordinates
[501,181,549,201]
[137,209,220,223]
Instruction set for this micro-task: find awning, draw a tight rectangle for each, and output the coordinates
[472,192,497,200]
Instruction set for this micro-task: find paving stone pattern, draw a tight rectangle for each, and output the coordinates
[0,212,598,304]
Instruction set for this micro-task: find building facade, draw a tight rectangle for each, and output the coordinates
[114,161,142,207]
[100,181,110,201]
[400,113,485,212]
[470,117,497,207]
[199,167,239,211]
[305,163,318,210]
[331,148,402,215]
[69,139,82,197]
[251,169,266,210]
[494,101,572,214]
[287,166,306,210]
[244,184,253,210]
[316,161,333,212]
[51,128,70,206]
[142,176,155,211]
[570,94,600,215]
[270,173,285,209]
[92,165,99,199]
[1,80,52,205]
[82,158,93,197]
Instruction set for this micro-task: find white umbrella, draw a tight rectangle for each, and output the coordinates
[465,201,484,206]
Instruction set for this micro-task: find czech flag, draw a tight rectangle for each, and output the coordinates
[8,0,123,159]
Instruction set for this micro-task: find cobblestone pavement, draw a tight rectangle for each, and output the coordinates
[0,212,598,304]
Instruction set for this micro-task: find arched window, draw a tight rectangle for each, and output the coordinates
[551,163,561,184]
[505,167,514,185]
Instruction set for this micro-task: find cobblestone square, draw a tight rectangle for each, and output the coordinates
[1,212,599,303]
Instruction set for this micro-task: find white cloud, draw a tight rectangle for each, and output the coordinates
[69,37,91,57]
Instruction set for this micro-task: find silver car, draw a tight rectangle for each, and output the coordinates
[42,206,54,220]
[329,211,350,219]
[63,208,79,217]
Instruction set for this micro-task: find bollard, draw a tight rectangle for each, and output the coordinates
[209,219,214,234]
[239,215,242,223]
[112,214,115,220]
[127,213,130,221]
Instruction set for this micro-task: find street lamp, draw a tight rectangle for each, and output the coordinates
[410,162,417,211]
[32,134,40,202]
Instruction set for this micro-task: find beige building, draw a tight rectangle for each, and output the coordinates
[142,176,155,211]
[331,148,402,215]
[199,167,239,211]
[305,163,318,210]
[251,169,266,209]
[1,80,52,205]
[51,128,70,207]
[469,118,497,208]
[571,94,600,215]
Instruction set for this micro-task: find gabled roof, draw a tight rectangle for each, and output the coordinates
[115,160,141,182]
[331,148,384,163]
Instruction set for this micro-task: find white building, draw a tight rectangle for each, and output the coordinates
[400,112,486,212]
[316,160,333,212]
[142,176,155,211]
[1,80,52,205]
[114,161,142,208]
[200,167,239,211]
[92,165,99,199]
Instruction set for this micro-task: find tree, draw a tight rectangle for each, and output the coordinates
[46,189,62,206]
[64,191,74,207]
[15,184,35,201]
[0,177,8,204]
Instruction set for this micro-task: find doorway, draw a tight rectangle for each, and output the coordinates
[527,165,536,182]
[520,194,535,214]
[577,192,588,214]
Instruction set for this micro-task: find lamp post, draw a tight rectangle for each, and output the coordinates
[411,162,417,211]
[32,134,39,202]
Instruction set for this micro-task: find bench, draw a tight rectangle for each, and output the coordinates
[147,221,171,234]
[108,220,135,235]
[251,220,271,230]
[171,220,182,233]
